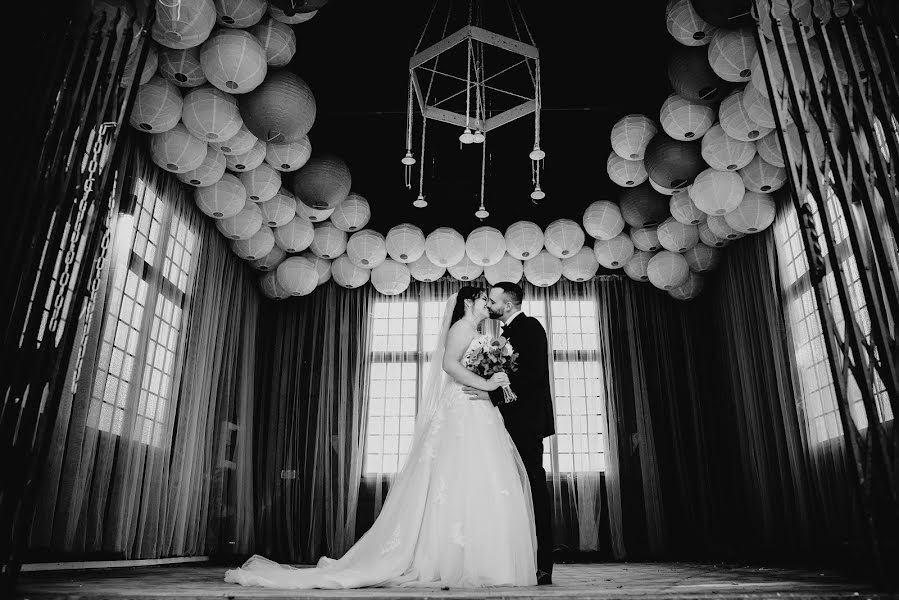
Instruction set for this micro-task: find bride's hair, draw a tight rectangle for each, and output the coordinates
[450,286,483,327]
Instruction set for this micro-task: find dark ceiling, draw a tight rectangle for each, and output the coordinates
[291,0,674,237]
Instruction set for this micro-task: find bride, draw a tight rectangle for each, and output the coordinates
[225,286,538,588]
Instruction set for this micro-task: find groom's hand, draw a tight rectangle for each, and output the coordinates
[460,386,490,401]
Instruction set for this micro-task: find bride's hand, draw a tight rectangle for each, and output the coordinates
[485,372,509,391]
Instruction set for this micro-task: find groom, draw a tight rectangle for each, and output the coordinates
[462,282,554,585]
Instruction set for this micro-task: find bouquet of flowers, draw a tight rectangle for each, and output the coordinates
[467,336,519,404]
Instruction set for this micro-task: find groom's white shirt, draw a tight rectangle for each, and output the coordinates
[503,310,523,329]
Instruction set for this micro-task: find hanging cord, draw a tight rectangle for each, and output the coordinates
[403,0,442,173]
[464,37,472,133]
[417,114,429,205]
[477,134,488,217]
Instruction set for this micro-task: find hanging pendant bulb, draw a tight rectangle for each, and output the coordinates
[401,150,416,165]
[413,194,428,208]
[475,206,489,219]
[529,145,545,161]
[530,183,545,202]
[472,130,485,144]
[459,128,475,144]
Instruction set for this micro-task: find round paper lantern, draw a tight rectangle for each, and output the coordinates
[130,76,182,133]
[260,270,290,299]
[386,223,426,263]
[740,154,786,192]
[251,245,286,271]
[466,226,506,266]
[239,70,316,143]
[301,251,332,286]
[259,188,296,227]
[181,85,242,142]
[232,224,274,260]
[644,133,706,190]
[708,27,757,82]
[371,260,411,295]
[195,172,246,218]
[698,221,728,247]
[251,17,296,66]
[217,202,262,240]
[214,0,266,27]
[670,190,707,225]
[701,124,756,171]
[669,272,705,300]
[150,123,207,173]
[619,184,670,228]
[273,216,314,252]
[409,255,446,282]
[657,217,700,253]
[562,246,600,282]
[330,192,370,232]
[158,47,207,87]
[152,0,216,50]
[265,136,312,172]
[240,163,281,202]
[276,256,317,296]
[448,254,483,282]
[292,153,352,210]
[583,200,625,241]
[684,243,721,272]
[721,88,772,141]
[269,5,318,24]
[610,114,658,160]
[690,168,745,215]
[296,202,335,222]
[740,82,783,130]
[347,229,387,269]
[226,139,266,172]
[484,254,523,285]
[544,219,585,258]
[425,227,466,267]
[725,191,776,233]
[177,145,225,187]
[121,43,158,88]
[594,234,634,269]
[309,222,347,259]
[504,221,544,260]
[331,255,370,289]
[707,215,743,240]
[210,124,257,155]
[668,44,729,103]
[756,130,784,167]
[607,152,648,187]
[660,94,715,140]
[623,250,653,282]
[630,227,661,252]
[649,178,680,196]
[648,251,690,290]
[201,29,267,94]
[523,250,562,287]
[666,0,717,46]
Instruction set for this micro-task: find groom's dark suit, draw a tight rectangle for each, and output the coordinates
[490,312,554,577]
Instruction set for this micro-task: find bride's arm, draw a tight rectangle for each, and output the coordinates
[442,324,508,391]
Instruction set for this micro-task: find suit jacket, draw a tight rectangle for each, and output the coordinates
[490,313,555,441]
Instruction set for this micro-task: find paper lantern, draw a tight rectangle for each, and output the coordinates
[409,255,446,282]
[386,223,426,263]
[214,0,266,27]
[740,154,786,193]
[690,168,745,215]
[269,5,318,24]
[583,200,625,241]
[200,29,267,94]
[273,216,314,252]
[259,188,297,227]
[296,202,335,223]
[260,270,290,299]
[331,255,370,288]
[706,215,742,240]
[121,43,158,88]
[448,254,483,282]
[623,250,653,281]
[195,172,246,218]
[484,254,523,285]
[425,227,466,267]
[756,131,784,167]
[130,76,182,133]
[523,250,562,287]
[466,226,506,266]
[330,193,370,232]
[648,251,690,290]
[177,145,225,187]
[239,70,316,143]
[594,234,634,269]
[660,94,715,140]
[232,224,274,260]
[698,221,728,247]
[251,245,286,271]
[226,139,266,172]
[544,219,585,259]
[740,83,784,130]
[669,272,705,300]
[684,242,721,272]
[649,178,680,196]
[619,184,670,228]
[720,88,772,141]
[217,203,262,240]
[701,124,756,171]
[240,163,281,202]
[668,44,729,103]
[666,0,717,46]
[309,222,347,259]
[157,47,207,87]
[301,251,332,286]
[210,124,257,155]
[265,136,312,172]
[276,256,317,296]
[251,17,296,66]
[606,152,648,187]
[758,0,827,44]
[630,227,658,253]
[347,229,387,269]
[504,221,544,260]
[610,114,658,160]
[150,123,207,173]
[644,133,706,190]
[708,27,756,82]
[181,85,242,142]
[292,153,352,210]
[370,259,411,295]
[657,217,700,253]
[562,246,600,282]
[725,191,776,233]
[152,0,216,50]
[670,190,707,225]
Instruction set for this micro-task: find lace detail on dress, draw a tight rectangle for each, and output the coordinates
[434,477,448,505]
[451,522,466,547]
[380,526,401,555]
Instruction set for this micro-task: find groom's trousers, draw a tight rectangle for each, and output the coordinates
[512,436,553,575]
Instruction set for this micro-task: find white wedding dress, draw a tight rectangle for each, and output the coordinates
[225,332,537,589]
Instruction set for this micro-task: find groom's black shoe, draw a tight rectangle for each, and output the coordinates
[536,570,553,585]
